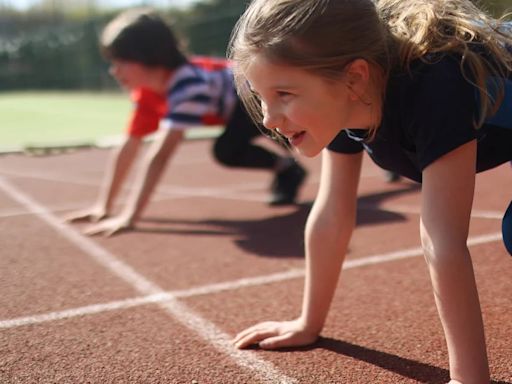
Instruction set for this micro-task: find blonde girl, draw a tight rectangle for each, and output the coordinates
[229,0,512,383]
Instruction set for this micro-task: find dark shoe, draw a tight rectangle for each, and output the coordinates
[269,162,307,205]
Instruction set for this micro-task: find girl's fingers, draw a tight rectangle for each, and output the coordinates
[83,218,128,236]
[258,333,295,349]
[104,226,124,237]
[233,322,278,344]
[63,211,90,222]
[233,328,280,349]
[232,323,263,342]
[260,331,317,349]
[83,223,109,236]
[233,320,318,350]
[90,213,107,223]
[64,208,106,223]
[83,227,102,236]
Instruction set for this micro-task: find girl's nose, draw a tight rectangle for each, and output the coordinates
[261,102,283,131]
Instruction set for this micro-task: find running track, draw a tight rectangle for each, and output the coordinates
[0,138,510,383]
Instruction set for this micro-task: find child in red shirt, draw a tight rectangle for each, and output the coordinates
[65,10,306,233]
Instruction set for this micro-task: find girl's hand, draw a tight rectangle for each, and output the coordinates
[83,215,133,237]
[232,319,319,350]
[63,206,108,223]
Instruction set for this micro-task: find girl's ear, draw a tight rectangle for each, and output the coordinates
[344,59,371,102]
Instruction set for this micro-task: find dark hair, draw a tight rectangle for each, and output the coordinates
[100,8,187,69]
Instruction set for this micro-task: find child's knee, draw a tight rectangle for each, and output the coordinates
[502,201,512,255]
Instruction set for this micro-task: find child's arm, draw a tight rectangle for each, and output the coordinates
[84,128,184,236]
[64,135,142,222]
[420,140,490,383]
[234,150,362,349]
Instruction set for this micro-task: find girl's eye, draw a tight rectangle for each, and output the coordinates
[277,91,293,99]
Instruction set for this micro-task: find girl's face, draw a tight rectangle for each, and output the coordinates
[244,54,374,157]
[109,59,153,90]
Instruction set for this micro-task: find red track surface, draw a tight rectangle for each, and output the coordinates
[0,139,511,383]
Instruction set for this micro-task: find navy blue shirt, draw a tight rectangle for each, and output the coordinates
[327,54,512,182]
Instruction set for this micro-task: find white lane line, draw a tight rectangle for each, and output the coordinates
[0,231,502,330]
[468,209,504,220]
[0,269,304,329]
[0,176,297,384]
[0,296,158,329]
[0,203,93,219]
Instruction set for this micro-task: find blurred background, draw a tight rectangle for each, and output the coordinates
[0,0,246,91]
[0,0,246,152]
[0,0,510,152]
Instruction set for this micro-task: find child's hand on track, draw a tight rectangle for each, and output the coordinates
[232,319,318,350]
[63,206,108,223]
[83,215,133,237]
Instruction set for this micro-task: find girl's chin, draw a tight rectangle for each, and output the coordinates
[295,145,323,158]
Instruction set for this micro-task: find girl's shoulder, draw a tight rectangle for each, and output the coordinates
[406,53,468,83]
[387,53,476,108]
[407,44,510,84]
[381,54,481,174]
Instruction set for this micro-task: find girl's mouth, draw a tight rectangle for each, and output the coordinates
[288,131,305,146]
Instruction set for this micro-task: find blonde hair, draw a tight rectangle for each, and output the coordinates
[229,0,512,135]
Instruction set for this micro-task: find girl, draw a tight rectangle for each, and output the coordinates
[65,8,307,235]
[228,0,512,383]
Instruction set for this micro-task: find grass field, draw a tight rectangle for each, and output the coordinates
[0,91,222,154]
[0,91,132,152]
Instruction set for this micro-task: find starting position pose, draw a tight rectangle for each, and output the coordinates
[229,0,512,383]
[65,8,306,235]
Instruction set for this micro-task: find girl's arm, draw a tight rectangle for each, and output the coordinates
[97,135,143,215]
[420,139,490,383]
[234,149,362,349]
[64,135,142,222]
[301,149,362,334]
[84,128,184,236]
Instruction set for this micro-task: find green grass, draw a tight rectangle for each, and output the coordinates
[0,91,131,151]
[0,91,222,153]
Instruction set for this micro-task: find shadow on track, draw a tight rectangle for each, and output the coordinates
[137,183,421,258]
[253,337,510,384]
